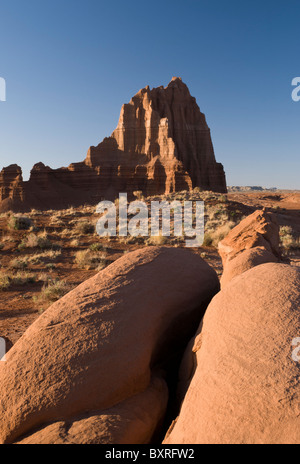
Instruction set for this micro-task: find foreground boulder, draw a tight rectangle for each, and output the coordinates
[164,263,300,444]
[0,246,219,444]
[17,377,167,444]
[220,246,278,287]
[218,209,280,267]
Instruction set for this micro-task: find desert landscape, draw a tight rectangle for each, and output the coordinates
[0,76,300,444]
[1,0,300,446]
[0,189,299,346]
[1,190,300,444]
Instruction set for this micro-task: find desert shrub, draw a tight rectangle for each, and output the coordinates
[8,216,33,231]
[0,275,10,291]
[18,233,53,251]
[89,243,107,252]
[146,235,168,246]
[49,216,65,227]
[37,272,51,283]
[45,263,56,271]
[64,207,78,216]
[34,279,74,309]
[28,250,61,265]
[74,221,95,235]
[0,271,38,290]
[202,233,213,247]
[11,272,37,285]
[9,257,29,270]
[280,226,300,250]
[69,238,80,247]
[1,235,15,243]
[119,235,146,245]
[210,222,235,245]
[74,249,107,270]
[280,225,293,237]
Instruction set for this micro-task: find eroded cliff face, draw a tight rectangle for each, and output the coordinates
[0,78,227,212]
[0,165,25,210]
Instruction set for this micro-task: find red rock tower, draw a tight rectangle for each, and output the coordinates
[0,78,227,211]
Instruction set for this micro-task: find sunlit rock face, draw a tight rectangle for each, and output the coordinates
[0,78,227,212]
[86,77,227,196]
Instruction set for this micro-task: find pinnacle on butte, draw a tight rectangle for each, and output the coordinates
[0,78,227,212]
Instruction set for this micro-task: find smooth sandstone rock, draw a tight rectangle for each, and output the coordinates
[17,377,168,444]
[218,209,280,266]
[0,246,219,444]
[220,246,278,287]
[164,263,300,444]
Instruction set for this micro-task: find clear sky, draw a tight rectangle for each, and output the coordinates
[0,0,299,189]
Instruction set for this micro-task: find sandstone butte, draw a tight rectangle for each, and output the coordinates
[0,77,227,212]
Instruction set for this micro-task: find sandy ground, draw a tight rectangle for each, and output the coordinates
[0,191,299,345]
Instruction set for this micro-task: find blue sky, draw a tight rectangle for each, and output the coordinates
[0,0,299,188]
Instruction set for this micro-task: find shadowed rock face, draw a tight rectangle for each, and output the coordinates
[0,78,227,212]
[164,264,300,445]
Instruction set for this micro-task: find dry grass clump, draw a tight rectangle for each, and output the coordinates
[1,234,16,244]
[204,203,237,247]
[0,274,10,291]
[60,220,95,238]
[118,235,146,245]
[59,228,77,238]
[203,221,236,247]
[74,221,95,235]
[18,232,53,251]
[9,257,29,270]
[146,235,168,246]
[89,243,107,252]
[11,272,37,285]
[0,271,39,291]
[74,249,107,270]
[28,249,62,265]
[211,222,236,244]
[49,216,65,227]
[70,238,80,247]
[64,207,80,216]
[9,250,61,268]
[202,233,213,247]
[33,279,74,310]
[8,215,33,231]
